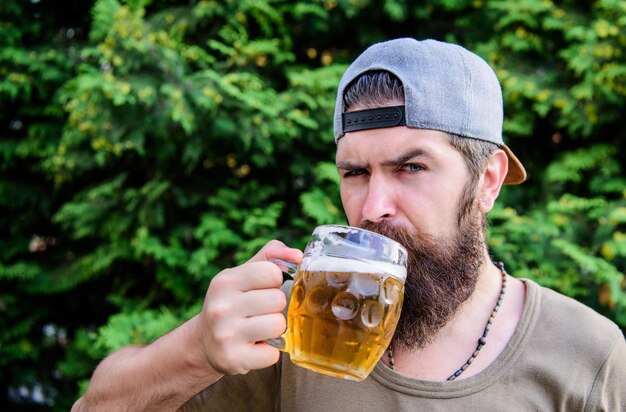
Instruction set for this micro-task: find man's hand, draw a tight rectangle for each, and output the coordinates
[198,240,303,375]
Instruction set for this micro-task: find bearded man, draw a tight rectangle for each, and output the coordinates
[74,38,625,412]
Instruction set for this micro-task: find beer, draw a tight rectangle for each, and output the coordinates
[285,256,405,381]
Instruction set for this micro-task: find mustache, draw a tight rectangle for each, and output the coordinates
[358,220,450,260]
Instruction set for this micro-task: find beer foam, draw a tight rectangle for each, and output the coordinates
[301,256,406,281]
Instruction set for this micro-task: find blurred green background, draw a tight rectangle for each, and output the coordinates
[1,0,625,409]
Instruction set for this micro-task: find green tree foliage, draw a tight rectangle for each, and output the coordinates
[1,0,624,409]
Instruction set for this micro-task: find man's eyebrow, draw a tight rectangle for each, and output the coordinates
[336,148,435,170]
[380,148,435,167]
[336,160,365,170]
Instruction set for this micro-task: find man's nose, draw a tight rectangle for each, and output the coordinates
[361,175,397,223]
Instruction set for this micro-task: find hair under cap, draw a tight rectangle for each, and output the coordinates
[333,38,526,185]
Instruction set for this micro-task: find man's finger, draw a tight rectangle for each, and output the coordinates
[247,240,303,264]
[236,261,284,292]
[240,313,287,343]
[235,289,287,317]
[240,342,282,372]
[213,261,283,293]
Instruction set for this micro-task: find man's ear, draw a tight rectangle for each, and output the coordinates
[478,150,508,213]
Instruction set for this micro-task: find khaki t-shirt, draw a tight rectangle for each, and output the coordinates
[183,280,626,411]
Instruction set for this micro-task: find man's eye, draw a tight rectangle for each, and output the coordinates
[401,163,425,173]
[343,169,367,177]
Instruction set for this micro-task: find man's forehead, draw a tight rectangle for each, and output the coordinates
[335,128,453,163]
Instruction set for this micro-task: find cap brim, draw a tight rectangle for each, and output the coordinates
[502,144,527,185]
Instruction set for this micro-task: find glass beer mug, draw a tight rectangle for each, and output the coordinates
[269,225,407,381]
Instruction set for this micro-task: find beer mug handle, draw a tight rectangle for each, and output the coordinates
[269,257,298,278]
[265,258,298,350]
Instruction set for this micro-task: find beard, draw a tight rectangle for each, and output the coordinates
[360,205,486,350]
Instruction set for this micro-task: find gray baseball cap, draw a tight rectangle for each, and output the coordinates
[333,38,526,185]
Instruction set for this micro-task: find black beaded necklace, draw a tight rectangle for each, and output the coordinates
[387,261,508,381]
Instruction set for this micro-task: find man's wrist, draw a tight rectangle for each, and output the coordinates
[180,314,220,378]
